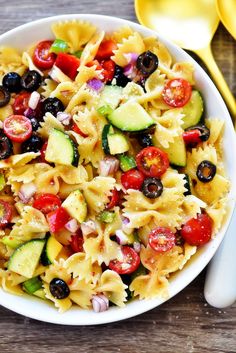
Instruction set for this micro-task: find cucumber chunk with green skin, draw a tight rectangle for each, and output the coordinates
[8,239,46,278]
[153,134,186,167]
[41,235,63,266]
[182,90,204,129]
[45,129,79,166]
[98,105,113,118]
[102,124,114,154]
[62,189,87,223]
[119,155,136,171]
[107,133,129,155]
[108,101,155,132]
[98,85,123,110]
[33,288,46,300]
[23,276,43,294]
[0,174,5,191]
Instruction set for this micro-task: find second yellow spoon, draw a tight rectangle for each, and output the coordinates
[135,0,236,119]
[216,0,236,40]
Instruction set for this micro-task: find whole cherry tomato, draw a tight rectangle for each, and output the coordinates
[136,147,169,178]
[3,115,32,142]
[33,193,61,214]
[148,227,176,253]
[162,78,192,107]
[13,92,31,115]
[180,213,213,246]
[109,246,140,274]
[121,169,145,190]
[33,40,56,70]
[46,207,70,233]
[0,200,12,228]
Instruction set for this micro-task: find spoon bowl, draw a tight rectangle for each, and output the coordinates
[216,0,236,40]
[135,0,236,119]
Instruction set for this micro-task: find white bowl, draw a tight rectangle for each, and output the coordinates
[0,14,236,325]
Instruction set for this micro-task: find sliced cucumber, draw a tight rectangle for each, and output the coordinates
[33,288,46,299]
[23,276,43,294]
[108,101,155,132]
[154,134,186,167]
[2,236,22,249]
[102,124,114,154]
[41,235,63,266]
[182,90,204,129]
[45,129,79,167]
[62,189,87,223]
[8,239,46,278]
[98,85,123,109]
[107,133,129,155]
[97,105,113,118]
[119,155,136,172]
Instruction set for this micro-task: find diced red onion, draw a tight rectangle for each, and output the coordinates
[87,78,104,92]
[121,217,133,235]
[115,230,129,245]
[133,242,141,253]
[57,112,71,125]
[92,294,109,313]
[24,107,35,119]
[81,220,96,236]
[99,157,119,177]
[65,219,79,233]
[18,183,36,203]
[123,53,139,65]
[28,91,41,110]
[49,65,65,83]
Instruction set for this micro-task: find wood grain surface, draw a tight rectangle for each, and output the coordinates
[0,1,235,352]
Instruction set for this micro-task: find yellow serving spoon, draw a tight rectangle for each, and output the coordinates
[216,0,236,40]
[135,0,236,120]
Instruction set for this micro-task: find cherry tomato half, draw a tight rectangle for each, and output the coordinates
[106,189,120,210]
[136,147,169,178]
[100,59,115,83]
[46,206,70,233]
[0,200,12,228]
[3,115,32,142]
[109,246,140,274]
[180,213,213,246]
[148,227,176,253]
[33,193,62,214]
[69,229,84,253]
[121,169,145,190]
[13,92,31,115]
[162,78,192,107]
[96,40,117,60]
[55,53,80,80]
[33,40,56,70]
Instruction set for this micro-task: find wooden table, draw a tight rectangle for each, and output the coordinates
[0,1,235,352]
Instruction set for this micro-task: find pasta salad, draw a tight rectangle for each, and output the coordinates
[0,20,229,313]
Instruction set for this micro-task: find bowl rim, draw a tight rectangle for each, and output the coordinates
[0,13,236,325]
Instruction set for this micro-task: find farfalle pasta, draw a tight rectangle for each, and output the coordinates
[0,20,230,314]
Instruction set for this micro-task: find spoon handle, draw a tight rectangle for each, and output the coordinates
[195,45,236,121]
[204,208,236,308]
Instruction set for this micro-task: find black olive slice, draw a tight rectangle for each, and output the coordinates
[0,86,11,108]
[43,97,65,116]
[113,65,131,87]
[21,70,42,92]
[142,177,163,198]
[21,134,43,153]
[185,124,210,142]
[0,131,13,160]
[196,160,216,183]
[136,51,159,76]
[49,278,70,299]
[2,72,22,93]
[138,134,153,147]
